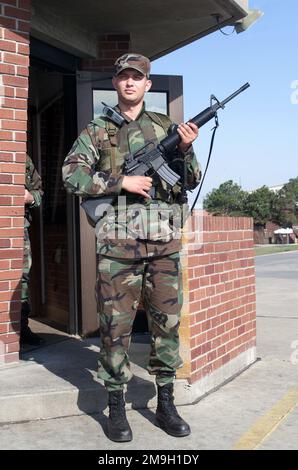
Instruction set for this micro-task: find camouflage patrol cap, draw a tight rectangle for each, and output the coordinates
[114,53,151,78]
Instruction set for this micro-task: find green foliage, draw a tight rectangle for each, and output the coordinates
[203,177,298,226]
[243,186,278,226]
[276,177,298,225]
[203,180,246,216]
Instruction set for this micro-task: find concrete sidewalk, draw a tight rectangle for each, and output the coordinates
[0,251,297,450]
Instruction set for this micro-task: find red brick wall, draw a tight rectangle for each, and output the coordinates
[188,215,256,384]
[80,34,131,72]
[0,0,31,364]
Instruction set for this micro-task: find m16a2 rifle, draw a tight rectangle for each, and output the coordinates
[81,83,250,225]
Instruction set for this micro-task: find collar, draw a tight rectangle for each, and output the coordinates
[115,102,146,123]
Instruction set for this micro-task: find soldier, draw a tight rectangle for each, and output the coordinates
[62,53,201,442]
[21,154,44,345]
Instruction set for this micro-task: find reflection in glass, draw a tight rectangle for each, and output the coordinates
[93,90,168,119]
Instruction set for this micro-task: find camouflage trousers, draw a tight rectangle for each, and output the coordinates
[96,252,183,391]
[21,227,32,330]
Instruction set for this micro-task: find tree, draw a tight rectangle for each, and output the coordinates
[203,180,246,216]
[203,177,298,227]
[243,186,277,226]
[276,177,298,226]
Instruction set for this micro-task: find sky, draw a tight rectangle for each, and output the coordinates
[150,0,298,203]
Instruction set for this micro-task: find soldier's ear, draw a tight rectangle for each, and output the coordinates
[145,79,152,92]
[112,76,117,90]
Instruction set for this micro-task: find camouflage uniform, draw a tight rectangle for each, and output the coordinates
[21,155,43,332]
[62,97,200,392]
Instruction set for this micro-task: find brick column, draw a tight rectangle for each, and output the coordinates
[177,213,256,398]
[80,34,131,72]
[0,0,31,364]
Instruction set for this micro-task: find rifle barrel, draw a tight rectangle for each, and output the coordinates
[220,82,250,108]
[158,83,250,154]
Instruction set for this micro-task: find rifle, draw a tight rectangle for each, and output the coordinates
[81,83,250,225]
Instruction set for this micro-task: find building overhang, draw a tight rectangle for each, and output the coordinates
[31,0,261,60]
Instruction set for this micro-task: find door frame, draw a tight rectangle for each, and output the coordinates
[29,38,81,334]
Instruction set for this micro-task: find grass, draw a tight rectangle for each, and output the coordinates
[254,244,298,256]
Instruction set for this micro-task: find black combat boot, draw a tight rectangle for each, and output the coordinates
[107,390,133,442]
[20,326,44,345]
[156,383,191,437]
[20,301,44,346]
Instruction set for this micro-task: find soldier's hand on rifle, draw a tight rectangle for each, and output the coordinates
[122,175,153,198]
[24,189,34,205]
[177,122,199,153]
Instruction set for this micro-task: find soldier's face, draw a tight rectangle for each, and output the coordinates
[112,69,152,106]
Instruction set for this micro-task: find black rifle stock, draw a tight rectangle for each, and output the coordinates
[81,83,250,225]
